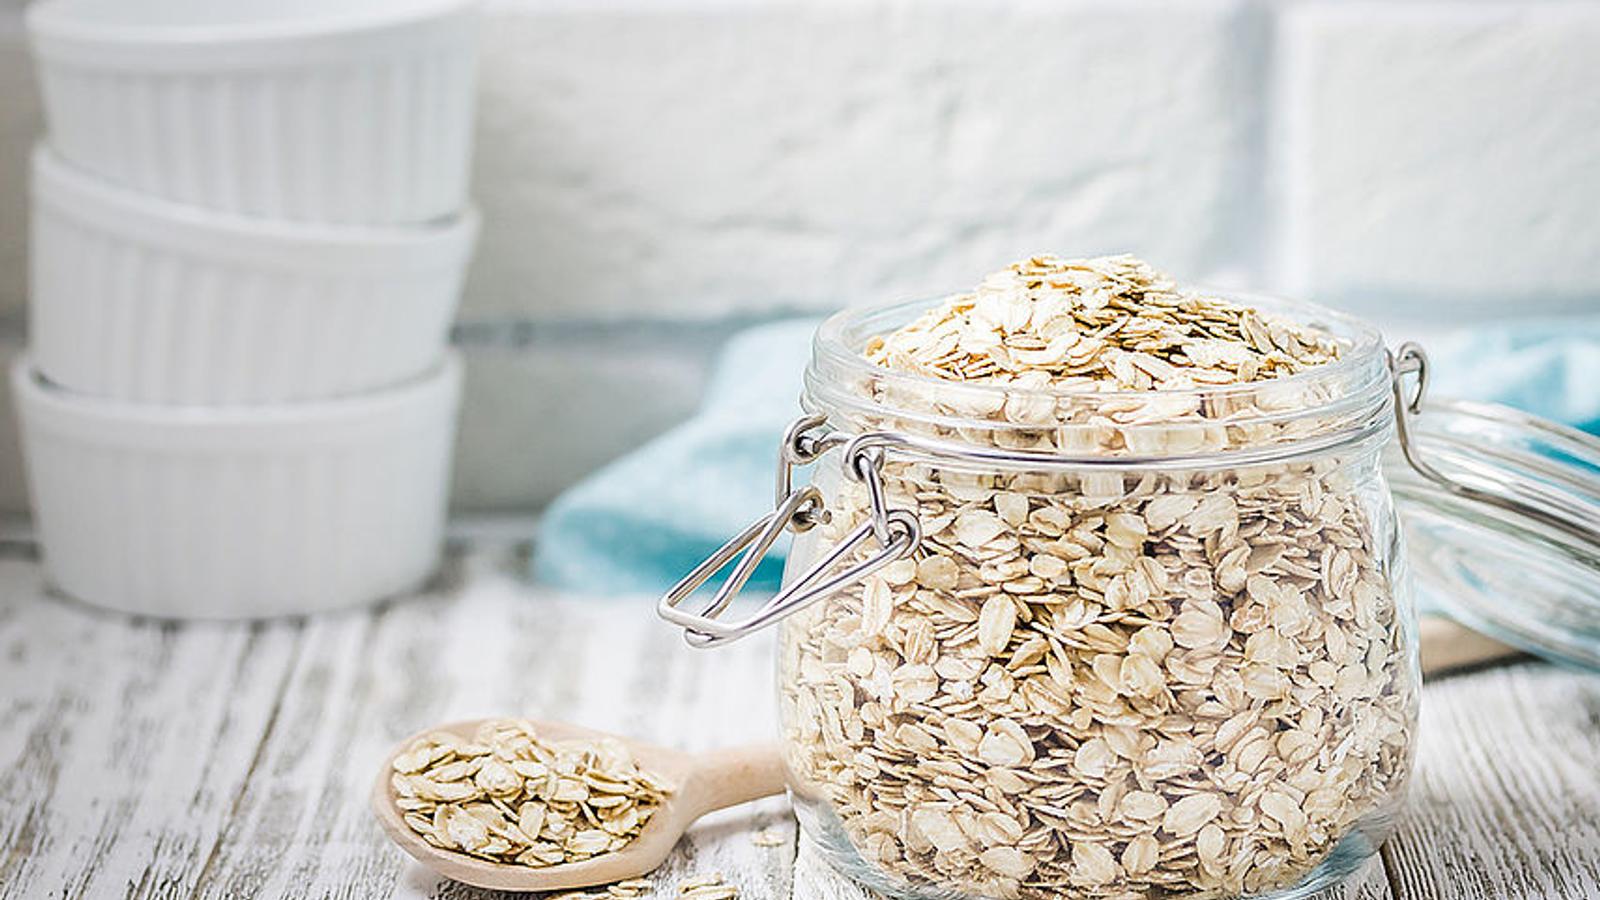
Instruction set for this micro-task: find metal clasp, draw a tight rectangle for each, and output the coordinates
[1390,341,1598,547]
[657,415,922,647]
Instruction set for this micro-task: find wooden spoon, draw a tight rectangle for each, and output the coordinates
[371,719,787,892]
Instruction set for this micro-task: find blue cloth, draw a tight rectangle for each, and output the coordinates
[532,316,1600,595]
[532,319,820,594]
[1423,318,1600,433]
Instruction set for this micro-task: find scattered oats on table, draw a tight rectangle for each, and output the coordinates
[679,872,740,899]
[780,255,1418,900]
[389,718,673,867]
[551,879,659,900]
[750,828,786,848]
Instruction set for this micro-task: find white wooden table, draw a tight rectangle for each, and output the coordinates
[2,537,1598,900]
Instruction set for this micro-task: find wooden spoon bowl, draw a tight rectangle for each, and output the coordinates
[371,719,786,892]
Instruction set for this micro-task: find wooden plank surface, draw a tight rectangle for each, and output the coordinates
[0,551,303,900]
[181,544,794,900]
[1,540,1597,900]
[1381,662,1600,900]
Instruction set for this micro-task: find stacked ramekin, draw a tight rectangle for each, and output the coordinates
[14,0,480,618]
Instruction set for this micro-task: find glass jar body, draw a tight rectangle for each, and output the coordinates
[777,435,1420,900]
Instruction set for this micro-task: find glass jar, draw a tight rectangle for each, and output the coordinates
[659,292,1600,900]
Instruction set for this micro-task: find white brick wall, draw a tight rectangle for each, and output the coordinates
[468,0,1261,319]
[0,0,1597,512]
[1279,2,1600,318]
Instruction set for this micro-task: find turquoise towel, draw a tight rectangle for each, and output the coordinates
[532,316,1600,595]
[1424,319,1600,433]
[533,319,820,595]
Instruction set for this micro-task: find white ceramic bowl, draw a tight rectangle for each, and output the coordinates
[12,353,462,619]
[31,147,477,404]
[27,0,478,225]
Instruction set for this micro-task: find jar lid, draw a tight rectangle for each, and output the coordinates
[1387,345,1600,671]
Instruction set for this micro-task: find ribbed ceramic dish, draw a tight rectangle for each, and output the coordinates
[27,0,478,225]
[11,353,462,619]
[30,148,478,404]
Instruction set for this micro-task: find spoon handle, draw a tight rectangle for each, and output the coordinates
[1419,615,1521,675]
[690,744,788,814]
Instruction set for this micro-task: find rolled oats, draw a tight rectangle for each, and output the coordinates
[552,878,683,900]
[750,828,788,848]
[390,719,672,868]
[679,873,741,899]
[779,256,1418,899]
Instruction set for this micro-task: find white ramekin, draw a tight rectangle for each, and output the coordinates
[27,0,478,225]
[12,353,462,619]
[30,147,478,405]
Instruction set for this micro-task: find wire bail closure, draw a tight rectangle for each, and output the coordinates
[663,342,1595,649]
[1390,341,1599,548]
[657,415,922,647]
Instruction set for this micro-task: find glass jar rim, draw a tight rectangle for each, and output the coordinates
[803,289,1395,466]
[811,288,1386,402]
